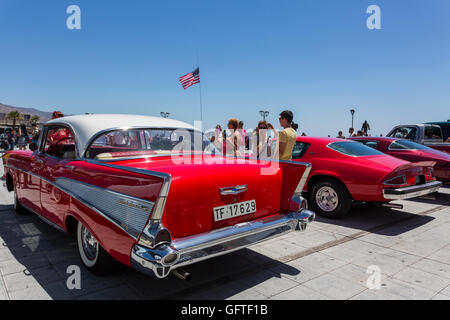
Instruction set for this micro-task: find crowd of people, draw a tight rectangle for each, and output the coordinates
[209,110,299,161]
[0,124,40,151]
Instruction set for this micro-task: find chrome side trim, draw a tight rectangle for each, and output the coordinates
[54,177,155,238]
[383,181,442,200]
[131,209,315,279]
[5,164,143,240]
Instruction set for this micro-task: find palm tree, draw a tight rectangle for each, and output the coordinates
[7,111,22,129]
[31,115,40,125]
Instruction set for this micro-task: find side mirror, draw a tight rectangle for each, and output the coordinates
[29,142,37,152]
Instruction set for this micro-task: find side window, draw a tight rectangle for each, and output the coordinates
[424,126,442,140]
[389,127,416,141]
[42,126,76,159]
[292,142,310,159]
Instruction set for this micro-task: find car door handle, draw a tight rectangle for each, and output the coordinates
[65,165,75,171]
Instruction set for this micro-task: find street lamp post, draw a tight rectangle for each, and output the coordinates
[160,112,170,119]
[259,110,269,122]
[350,109,355,128]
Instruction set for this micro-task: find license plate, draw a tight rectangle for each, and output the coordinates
[213,200,257,222]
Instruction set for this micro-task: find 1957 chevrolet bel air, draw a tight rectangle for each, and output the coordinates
[2,114,315,279]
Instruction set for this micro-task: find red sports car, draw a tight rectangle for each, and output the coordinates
[349,137,450,182]
[291,137,442,218]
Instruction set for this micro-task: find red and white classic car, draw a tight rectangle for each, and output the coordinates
[2,114,314,279]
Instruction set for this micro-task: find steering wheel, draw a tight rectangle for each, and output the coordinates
[54,136,74,145]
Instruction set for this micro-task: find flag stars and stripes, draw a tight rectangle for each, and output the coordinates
[179,68,200,90]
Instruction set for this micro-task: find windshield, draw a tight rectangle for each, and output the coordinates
[86,128,220,159]
[328,141,384,157]
[389,140,430,150]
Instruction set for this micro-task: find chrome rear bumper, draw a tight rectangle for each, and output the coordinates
[131,209,315,279]
[383,180,443,200]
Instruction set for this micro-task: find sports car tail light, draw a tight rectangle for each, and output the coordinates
[383,175,407,187]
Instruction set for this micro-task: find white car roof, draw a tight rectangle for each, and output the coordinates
[46,114,195,158]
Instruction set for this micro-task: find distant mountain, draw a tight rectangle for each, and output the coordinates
[0,102,52,122]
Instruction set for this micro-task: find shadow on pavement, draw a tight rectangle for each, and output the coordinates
[0,203,298,300]
[314,201,436,237]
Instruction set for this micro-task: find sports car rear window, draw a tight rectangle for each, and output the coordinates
[328,142,384,157]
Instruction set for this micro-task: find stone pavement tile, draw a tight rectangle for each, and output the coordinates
[183,280,268,300]
[119,270,188,299]
[0,248,14,263]
[329,263,386,287]
[53,262,123,297]
[269,252,346,284]
[3,265,61,292]
[0,278,8,300]
[409,258,450,280]
[259,240,307,258]
[350,249,421,277]
[379,278,436,299]
[8,281,74,300]
[389,239,443,258]
[0,252,50,276]
[427,245,450,265]
[431,293,450,300]
[351,277,436,300]
[250,244,286,260]
[270,284,329,300]
[77,285,139,300]
[392,267,450,292]
[302,273,366,300]
[439,285,450,296]
[237,269,299,298]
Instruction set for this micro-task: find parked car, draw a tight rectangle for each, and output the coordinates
[2,114,315,279]
[349,137,450,182]
[387,123,450,154]
[291,137,442,218]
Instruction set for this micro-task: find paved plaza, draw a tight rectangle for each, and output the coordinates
[0,163,449,300]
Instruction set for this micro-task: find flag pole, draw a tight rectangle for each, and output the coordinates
[196,50,203,124]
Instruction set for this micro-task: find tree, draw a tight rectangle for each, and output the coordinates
[7,111,22,129]
[31,115,40,125]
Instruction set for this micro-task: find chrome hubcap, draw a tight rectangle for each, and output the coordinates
[81,226,98,261]
[316,186,339,212]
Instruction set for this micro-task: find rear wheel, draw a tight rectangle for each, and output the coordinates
[76,222,115,275]
[309,179,352,219]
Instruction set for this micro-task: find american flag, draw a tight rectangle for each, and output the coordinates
[179,68,200,90]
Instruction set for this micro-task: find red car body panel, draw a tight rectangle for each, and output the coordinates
[349,137,450,182]
[292,137,436,202]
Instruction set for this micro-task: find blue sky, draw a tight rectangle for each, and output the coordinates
[0,0,449,136]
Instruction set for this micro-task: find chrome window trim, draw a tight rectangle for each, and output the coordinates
[82,126,202,160]
[40,123,81,159]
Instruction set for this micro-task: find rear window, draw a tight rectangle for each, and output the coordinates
[328,142,384,157]
[389,140,430,150]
